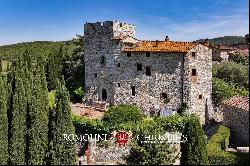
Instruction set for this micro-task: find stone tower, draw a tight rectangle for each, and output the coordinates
[84,21,213,124]
[84,21,135,104]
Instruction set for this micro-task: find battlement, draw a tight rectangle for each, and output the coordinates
[84,21,135,38]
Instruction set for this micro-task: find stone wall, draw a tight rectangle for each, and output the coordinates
[223,105,249,146]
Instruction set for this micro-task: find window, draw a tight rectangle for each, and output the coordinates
[131,86,135,96]
[146,66,151,76]
[161,93,168,100]
[94,73,97,78]
[199,95,202,99]
[137,63,142,71]
[127,52,131,57]
[117,63,120,67]
[192,52,196,58]
[192,69,197,76]
[117,83,121,87]
[100,56,106,65]
[146,52,150,57]
[120,23,123,27]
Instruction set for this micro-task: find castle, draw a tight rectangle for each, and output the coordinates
[84,21,213,124]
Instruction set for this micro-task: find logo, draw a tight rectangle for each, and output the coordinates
[113,131,131,147]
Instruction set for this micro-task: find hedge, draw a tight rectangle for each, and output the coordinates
[207,125,249,165]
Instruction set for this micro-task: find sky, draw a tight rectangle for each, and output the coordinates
[0,0,249,45]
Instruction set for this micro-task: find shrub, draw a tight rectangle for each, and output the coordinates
[125,139,177,165]
[213,62,249,89]
[207,125,249,165]
[102,104,144,130]
[73,115,108,136]
[72,86,84,102]
[212,78,249,105]
[180,115,208,165]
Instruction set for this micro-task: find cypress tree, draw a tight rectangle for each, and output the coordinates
[46,46,63,91]
[0,75,9,165]
[9,74,27,165]
[50,81,76,165]
[27,58,49,165]
[180,115,208,165]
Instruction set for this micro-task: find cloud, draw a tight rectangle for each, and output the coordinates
[135,10,249,41]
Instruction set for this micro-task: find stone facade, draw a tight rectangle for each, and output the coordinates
[84,21,213,124]
[222,96,249,147]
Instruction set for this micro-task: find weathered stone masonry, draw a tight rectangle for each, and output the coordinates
[84,21,213,124]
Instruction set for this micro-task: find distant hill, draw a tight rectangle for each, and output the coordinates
[0,41,75,60]
[196,36,246,46]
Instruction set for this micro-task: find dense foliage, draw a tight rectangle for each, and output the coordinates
[0,75,8,165]
[49,82,76,165]
[102,104,144,130]
[180,115,208,165]
[213,62,249,89]
[212,78,249,105]
[207,125,249,165]
[196,36,246,46]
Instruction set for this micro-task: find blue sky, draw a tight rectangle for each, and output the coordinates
[0,0,249,45]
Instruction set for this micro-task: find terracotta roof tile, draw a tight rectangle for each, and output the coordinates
[222,96,249,111]
[122,40,197,52]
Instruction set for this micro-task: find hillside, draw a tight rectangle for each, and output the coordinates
[196,36,246,46]
[0,41,75,60]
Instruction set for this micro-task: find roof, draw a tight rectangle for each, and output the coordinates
[222,96,249,111]
[122,40,197,53]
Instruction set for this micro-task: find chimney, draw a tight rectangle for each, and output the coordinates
[165,36,169,41]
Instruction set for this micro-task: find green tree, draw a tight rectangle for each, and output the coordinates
[180,115,208,165]
[27,58,49,165]
[50,81,76,165]
[9,74,27,165]
[0,75,9,165]
[103,104,144,130]
[126,140,177,165]
[46,46,64,91]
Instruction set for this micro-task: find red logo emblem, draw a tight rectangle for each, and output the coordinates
[115,131,129,147]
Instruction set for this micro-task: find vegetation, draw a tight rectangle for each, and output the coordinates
[102,104,144,130]
[0,75,8,165]
[196,36,246,46]
[207,125,249,165]
[180,115,208,165]
[213,62,249,89]
[212,78,249,105]
[49,82,76,165]
[126,140,177,165]
[212,61,249,105]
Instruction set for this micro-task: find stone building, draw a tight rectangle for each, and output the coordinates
[84,21,213,124]
[222,96,249,147]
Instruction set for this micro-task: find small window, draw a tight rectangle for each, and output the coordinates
[94,73,97,78]
[161,93,168,100]
[100,56,106,65]
[117,63,120,67]
[120,23,123,27]
[146,66,151,76]
[137,63,142,71]
[192,52,196,57]
[199,95,202,99]
[117,83,121,87]
[146,52,150,57]
[131,86,135,96]
[127,52,131,57]
[192,69,197,76]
